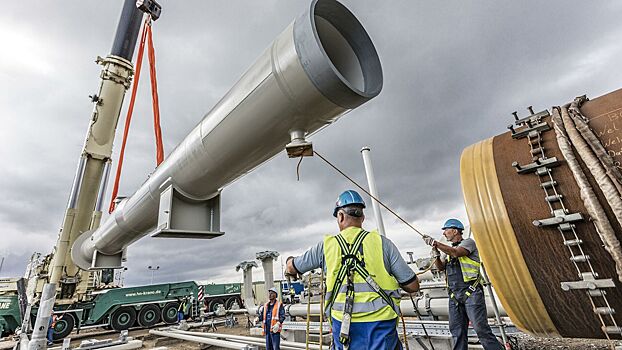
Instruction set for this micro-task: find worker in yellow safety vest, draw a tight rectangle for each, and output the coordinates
[177,297,189,322]
[423,219,503,350]
[286,190,420,350]
[258,287,285,350]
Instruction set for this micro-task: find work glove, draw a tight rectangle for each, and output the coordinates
[422,235,436,247]
[285,256,302,280]
[271,321,281,333]
[431,247,441,258]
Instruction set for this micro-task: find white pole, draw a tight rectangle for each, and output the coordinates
[27,283,56,350]
[360,147,386,236]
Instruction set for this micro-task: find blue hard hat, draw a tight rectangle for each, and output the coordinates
[442,219,464,231]
[333,190,366,217]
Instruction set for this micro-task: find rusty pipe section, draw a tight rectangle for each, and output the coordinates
[72,0,382,270]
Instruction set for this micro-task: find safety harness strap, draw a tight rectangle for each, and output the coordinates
[351,263,400,315]
[326,284,401,300]
[328,231,400,316]
[449,276,482,301]
[324,230,368,316]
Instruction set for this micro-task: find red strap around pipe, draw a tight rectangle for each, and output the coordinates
[108,18,165,213]
[147,24,164,165]
[108,18,149,214]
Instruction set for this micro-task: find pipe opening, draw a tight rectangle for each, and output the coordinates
[311,0,382,97]
[314,16,364,92]
[295,0,383,108]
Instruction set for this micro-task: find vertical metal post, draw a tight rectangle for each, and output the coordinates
[481,264,508,345]
[360,147,386,236]
[27,283,57,350]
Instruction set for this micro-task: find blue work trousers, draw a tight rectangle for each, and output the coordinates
[47,318,54,343]
[47,327,54,343]
[265,332,281,350]
[331,317,402,350]
[448,288,503,350]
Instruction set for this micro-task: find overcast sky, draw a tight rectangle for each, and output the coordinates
[1,1,621,286]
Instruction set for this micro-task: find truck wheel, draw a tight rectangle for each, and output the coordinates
[110,307,136,331]
[208,298,224,312]
[225,297,236,309]
[51,314,75,340]
[161,302,179,324]
[138,304,161,327]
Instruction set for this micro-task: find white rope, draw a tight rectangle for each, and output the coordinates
[552,107,622,282]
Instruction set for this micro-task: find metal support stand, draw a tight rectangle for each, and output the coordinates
[256,251,280,293]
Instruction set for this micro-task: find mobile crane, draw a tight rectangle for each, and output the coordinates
[2,0,382,343]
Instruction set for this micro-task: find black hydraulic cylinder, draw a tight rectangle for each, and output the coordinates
[110,0,144,60]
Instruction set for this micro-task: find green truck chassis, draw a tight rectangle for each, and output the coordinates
[0,281,243,340]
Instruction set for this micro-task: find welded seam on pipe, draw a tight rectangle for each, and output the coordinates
[552,107,622,282]
[568,96,622,195]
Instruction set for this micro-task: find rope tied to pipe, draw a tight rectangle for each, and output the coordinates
[313,150,428,238]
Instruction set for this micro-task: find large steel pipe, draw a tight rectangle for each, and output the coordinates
[461,89,622,339]
[72,0,382,269]
[285,294,506,319]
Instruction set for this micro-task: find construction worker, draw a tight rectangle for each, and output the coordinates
[257,287,285,350]
[177,297,189,322]
[47,312,58,345]
[285,190,420,350]
[423,219,503,350]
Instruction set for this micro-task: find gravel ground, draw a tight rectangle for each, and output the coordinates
[509,333,621,350]
[2,323,621,350]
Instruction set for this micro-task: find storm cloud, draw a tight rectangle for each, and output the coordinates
[1,1,621,285]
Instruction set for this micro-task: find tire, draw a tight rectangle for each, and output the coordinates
[161,302,179,324]
[137,304,161,327]
[208,298,224,313]
[110,307,137,331]
[225,297,236,309]
[51,313,75,341]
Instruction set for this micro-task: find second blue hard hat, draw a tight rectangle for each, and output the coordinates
[333,190,366,217]
[442,218,464,231]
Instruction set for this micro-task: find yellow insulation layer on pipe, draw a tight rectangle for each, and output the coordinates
[460,137,559,337]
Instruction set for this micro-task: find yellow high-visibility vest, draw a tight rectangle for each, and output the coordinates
[324,227,401,322]
[446,254,481,282]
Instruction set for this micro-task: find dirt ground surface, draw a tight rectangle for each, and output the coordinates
[0,320,258,350]
[510,333,621,350]
[65,321,258,350]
